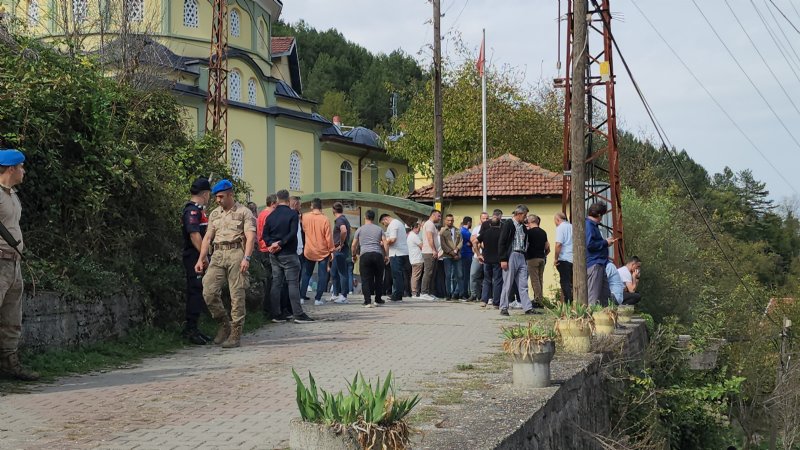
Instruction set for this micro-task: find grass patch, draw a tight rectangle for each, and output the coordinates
[433,388,464,405]
[456,363,475,371]
[1,313,271,390]
[408,405,440,426]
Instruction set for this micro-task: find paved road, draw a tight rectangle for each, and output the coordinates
[0,298,506,449]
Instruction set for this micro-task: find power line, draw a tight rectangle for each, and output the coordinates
[627,1,798,196]
[690,0,800,163]
[767,0,800,34]
[760,0,800,71]
[593,0,780,326]
[723,0,800,116]
[750,0,800,83]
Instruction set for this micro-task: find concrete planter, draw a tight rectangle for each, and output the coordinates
[557,319,593,353]
[509,340,556,388]
[592,311,616,335]
[289,418,391,450]
[617,305,635,323]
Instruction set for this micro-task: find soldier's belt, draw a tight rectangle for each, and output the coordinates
[0,249,20,261]
[213,241,243,251]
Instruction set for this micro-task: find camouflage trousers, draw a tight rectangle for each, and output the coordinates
[202,247,248,323]
[0,259,23,353]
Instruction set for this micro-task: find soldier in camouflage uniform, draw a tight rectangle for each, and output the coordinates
[0,149,38,380]
[194,179,256,348]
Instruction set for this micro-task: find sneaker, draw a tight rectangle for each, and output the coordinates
[510,300,522,309]
[460,297,469,303]
[363,303,375,308]
[314,300,325,306]
[294,314,316,323]
[524,309,540,315]
[375,299,385,305]
[334,296,350,304]
[480,302,487,308]
[412,293,420,298]
[500,308,510,316]
[300,298,306,305]
[419,294,435,301]
[331,294,344,302]
[271,317,288,323]
[493,305,500,309]
[181,328,208,345]
[391,298,403,302]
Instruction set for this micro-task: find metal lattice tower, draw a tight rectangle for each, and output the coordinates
[205,0,228,160]
[555,0,625,265]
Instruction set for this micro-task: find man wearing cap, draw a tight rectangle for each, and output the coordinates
[180,177,212,345]
[0,149,38,380]
[194,179,256,348]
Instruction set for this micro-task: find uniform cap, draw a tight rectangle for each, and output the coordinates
[211,179,233,195]
[190,177,211,194]
[0,149,25,167]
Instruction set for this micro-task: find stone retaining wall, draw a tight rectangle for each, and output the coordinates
[19,291,148,351]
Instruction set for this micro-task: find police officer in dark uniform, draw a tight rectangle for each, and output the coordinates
[181,177,212,344]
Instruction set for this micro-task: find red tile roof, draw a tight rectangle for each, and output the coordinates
[271,36,295,56]
[409,153,563,200]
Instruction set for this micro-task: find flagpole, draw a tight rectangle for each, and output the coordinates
[481,28,488,213]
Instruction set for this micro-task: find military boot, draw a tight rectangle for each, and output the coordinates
[213,317,232,345]
[222,319,243,349]
[0,352,40,381]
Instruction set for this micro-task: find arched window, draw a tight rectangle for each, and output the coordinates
[289,152,301,191]
[247,78,257,105]
[73,0,88,23]
[385,168,396,184]
[230,9,240,37]
[228,70,241,101]
[27,0,39,27]
[258,20,266,50]
[340,161,353,191]
[183,0,198,28]
[125,0,143,22]
[230,140,244,179]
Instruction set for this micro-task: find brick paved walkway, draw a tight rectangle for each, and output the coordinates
[0,298,507,449]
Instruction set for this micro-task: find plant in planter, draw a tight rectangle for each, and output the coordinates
[617,304,635,323]
[501,322,557,388]
[290,369,420,450]
[592,301,618,335]
[549,302,594,353]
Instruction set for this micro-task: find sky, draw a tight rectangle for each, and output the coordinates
[280,0,800,202]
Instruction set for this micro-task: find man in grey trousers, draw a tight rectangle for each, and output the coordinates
[496,205,536,316]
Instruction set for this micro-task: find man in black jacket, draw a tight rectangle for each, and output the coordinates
[497,205,536,316]
[263,190,315,324]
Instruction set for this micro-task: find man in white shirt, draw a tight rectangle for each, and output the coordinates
[468,212,489,300]
[380,214,410,301]
[617,256,642,305]
[407,223,423,297]
[553,212,573,303]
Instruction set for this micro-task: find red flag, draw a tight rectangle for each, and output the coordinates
[476,36,485,77]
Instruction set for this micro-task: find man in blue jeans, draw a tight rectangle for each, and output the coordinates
[263,190,315,324]
[439,214,463,300]
[458,216,473,301]
[477,209,504,308]
[380,213,410,301]
[329,202,352,304]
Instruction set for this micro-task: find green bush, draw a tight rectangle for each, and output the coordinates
[0,33,239,321]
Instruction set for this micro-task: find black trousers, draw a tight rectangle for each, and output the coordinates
[557,261,574,303]
[183,252,205,329]
[359,252,384,304]
[623,291,642,305]
[258,251,273,316]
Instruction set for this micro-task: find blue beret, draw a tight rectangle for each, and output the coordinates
[0,149,25,167]
[211,179,233,195]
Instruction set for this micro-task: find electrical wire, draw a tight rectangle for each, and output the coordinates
[749,0,800,83]
[760,0,800,71]
[690,0,800,165]
[767,0,800,34]
[596,0,782,326]
[723,0,800,115]
[627,1,797,196]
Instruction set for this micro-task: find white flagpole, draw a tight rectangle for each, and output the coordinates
[481,28,488,213]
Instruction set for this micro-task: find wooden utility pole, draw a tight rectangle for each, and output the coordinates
[570,0,589,306]
[432,0,444,208]
[769,317,792,450]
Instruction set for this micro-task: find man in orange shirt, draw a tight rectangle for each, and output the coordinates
[256,193,278,319]
[300,198,335,306]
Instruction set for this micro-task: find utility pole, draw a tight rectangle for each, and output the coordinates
[769,317,792,450]
[432,0,444,209]
[569,0,589,306]
[206,0,229,159]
